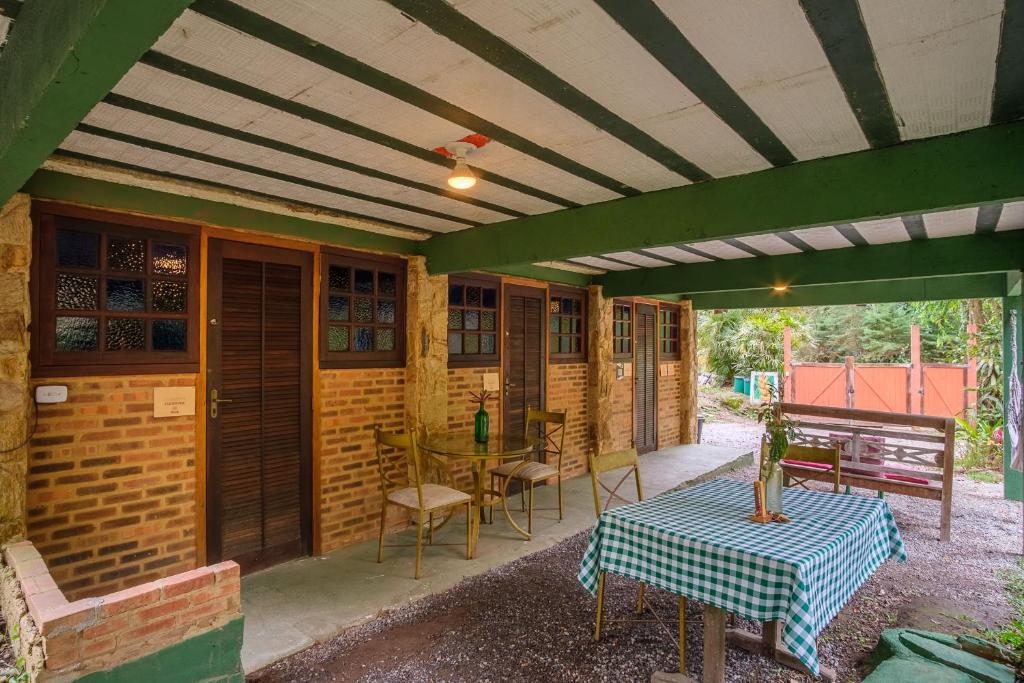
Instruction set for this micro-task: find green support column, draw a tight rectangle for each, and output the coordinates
[0,0,194,203]
[1004,292,1023,501]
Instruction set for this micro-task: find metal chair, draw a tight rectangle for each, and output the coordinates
[489,408,566,535]
[374,426,472,579]
[587,447,687,672]
[781,442,842,493]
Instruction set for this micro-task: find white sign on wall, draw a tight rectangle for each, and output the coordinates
[153,387,196,418]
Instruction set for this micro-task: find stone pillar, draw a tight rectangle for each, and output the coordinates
[587,285,614,456]
[0,194,31,543]
[679,300,699,444]
[404,256,448,438]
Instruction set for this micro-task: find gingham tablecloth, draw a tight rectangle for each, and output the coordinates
[578,478,906,675]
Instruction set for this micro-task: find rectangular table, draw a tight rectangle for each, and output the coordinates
[578,479,906,680]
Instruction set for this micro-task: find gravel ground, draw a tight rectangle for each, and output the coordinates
[249,421,1021,683]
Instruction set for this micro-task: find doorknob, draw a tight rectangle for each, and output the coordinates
[210,388,233,419]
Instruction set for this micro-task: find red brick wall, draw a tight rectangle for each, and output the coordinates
[3,540,239,680]
[547,363,588,478]
[658,361,682,449]
[26,375,197,601]
[610,369,633,452]
[445,367,498,488]
[318,367,406,553]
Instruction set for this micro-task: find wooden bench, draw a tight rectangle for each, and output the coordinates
[777,402,955,541]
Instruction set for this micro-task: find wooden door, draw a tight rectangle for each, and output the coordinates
[503,285,546,439]
[634,303,658,454]
[206,240,312,572]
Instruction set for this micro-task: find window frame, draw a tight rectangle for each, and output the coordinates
[548,286,587,364]
[447,273,501,368]
[658,303,682,360]
[319,247,407,369]
[613,299,634,361]
[31,203,200,378]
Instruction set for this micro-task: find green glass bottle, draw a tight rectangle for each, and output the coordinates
[474,402,490,443]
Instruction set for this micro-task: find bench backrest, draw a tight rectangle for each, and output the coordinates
[777,402,955,486]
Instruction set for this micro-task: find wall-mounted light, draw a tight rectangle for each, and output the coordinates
[445,142,477,190]
[772,284,789,292]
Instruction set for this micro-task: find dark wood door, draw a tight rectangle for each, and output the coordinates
[206,240,312,572]
[634,303,658,454]
[503,285,546,439]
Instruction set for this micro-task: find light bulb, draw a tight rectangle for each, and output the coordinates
[772,284,788,292]
[448,158,476,190]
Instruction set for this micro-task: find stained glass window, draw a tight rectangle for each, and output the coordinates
[549,288,586,362]
[613,301,633,359]
[321,250,405,368]
[659,304,681,360]
[448,276,498,366]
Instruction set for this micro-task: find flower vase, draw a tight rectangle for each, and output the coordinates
[474,403,490,443]
[763,461,784,513]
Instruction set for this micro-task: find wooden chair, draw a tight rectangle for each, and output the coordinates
[489,408,566,535]
[587,448,686,671]
[781,442,842,494]
[374,426,472,579]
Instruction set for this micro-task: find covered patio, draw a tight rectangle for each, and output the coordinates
[0,0,1022,681]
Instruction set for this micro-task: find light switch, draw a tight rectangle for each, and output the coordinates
[35,386,68,404]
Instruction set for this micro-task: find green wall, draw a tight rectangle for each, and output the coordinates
[75,617,244,683]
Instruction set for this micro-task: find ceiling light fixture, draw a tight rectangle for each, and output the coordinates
[772,284,789,292]
[445,141,477,190]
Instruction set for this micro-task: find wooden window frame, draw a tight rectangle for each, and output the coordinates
[31,203,200,377]
[548,286,587,364]
[447,273,500,368]
[659,303,682,360]
[613,299,633,361]
[319,247,407,369]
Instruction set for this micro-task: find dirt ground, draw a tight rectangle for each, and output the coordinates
[248,419,1022,683]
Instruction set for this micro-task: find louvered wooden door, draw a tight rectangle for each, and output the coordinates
[207,240,312,572]
[634,303,658,454]
[503,285,546,440]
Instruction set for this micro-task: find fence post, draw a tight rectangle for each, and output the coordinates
[910,324,922,415]
[845,356,855,409]
[966,321,978,423]
[783,327,793,402]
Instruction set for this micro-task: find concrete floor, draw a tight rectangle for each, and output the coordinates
[240,443,752,673]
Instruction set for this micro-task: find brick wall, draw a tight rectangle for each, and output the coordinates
[446,367,498,488]
[658,361,682,449]
[547,363,588,478]
[318,367,406,553]
[609,369,633,452]
[2,540,239,682]
[27,375,197,602]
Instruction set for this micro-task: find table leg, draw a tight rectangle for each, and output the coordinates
[703,605,726,683]
[469,461,484,559]
[726,620,836,682]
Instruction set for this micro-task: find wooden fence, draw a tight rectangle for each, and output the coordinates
[783,325,977,419]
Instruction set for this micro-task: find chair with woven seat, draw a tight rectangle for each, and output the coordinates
[780,441,842,494]
[489,408,566,536]
[374,426,472,579]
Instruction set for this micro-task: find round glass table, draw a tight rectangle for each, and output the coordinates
[420,432,541,556]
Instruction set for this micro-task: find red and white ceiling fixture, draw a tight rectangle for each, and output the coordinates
[433,134,490,190]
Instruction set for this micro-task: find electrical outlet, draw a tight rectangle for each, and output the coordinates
[35,385,68,404]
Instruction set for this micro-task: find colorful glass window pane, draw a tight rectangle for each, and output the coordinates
[481,334,495,354]
[448,309,463,330]
[152,319,186,351]
[355,327,373,351]
[106,279,145,311]
[464,334,479,354]
[482,288,497,308]
[377,300,396,324]
[152,280,187,312]
[353,297,372,322]
[354,269,374,294]
[378,272,397,296]
[57,230,98,268]
[447,332,463,355]
[106,318,145,351]
[328,295,350,321]
[329,266,351,291]
[465,311,480,330]
[481,311,495,331]
[376,327,395,351]
[56,316,98,352]
[328,326,349,352]
[56,274,98,310]
[107,238,145,272]
[466,287,481,307]
[152,243,187,275]
[449,284,464,305]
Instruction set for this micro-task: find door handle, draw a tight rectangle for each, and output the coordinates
[210,388,233,419]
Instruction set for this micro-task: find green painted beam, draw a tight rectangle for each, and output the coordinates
[1009,270,1023,297]
[600,230,1024,297]
[685,274,1007,310]
[23,170,417,254]
[420,121,1024,274]
[1003,295,1022,501]
[484,263,591,287]
[0,0,193,203]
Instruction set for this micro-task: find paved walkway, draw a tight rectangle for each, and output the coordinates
[240,443,752,673]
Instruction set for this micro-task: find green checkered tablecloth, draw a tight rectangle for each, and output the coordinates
[578,478,906,675]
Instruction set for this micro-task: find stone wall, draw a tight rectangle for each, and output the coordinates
[1,540,240,682]
[26,375,197,601]
[679,301,699,444]
[0,193,31,544]
[318,367,406,553]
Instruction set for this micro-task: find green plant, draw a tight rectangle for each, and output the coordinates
[956,416,1003,471]
[756,385,796,479]
[6,622,32,683]
[991,559,1024,677]
[699,308,807,382]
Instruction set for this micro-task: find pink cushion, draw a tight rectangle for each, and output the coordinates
[882,472,932,486]
[782,459,834,471]
[829,432,885,478]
